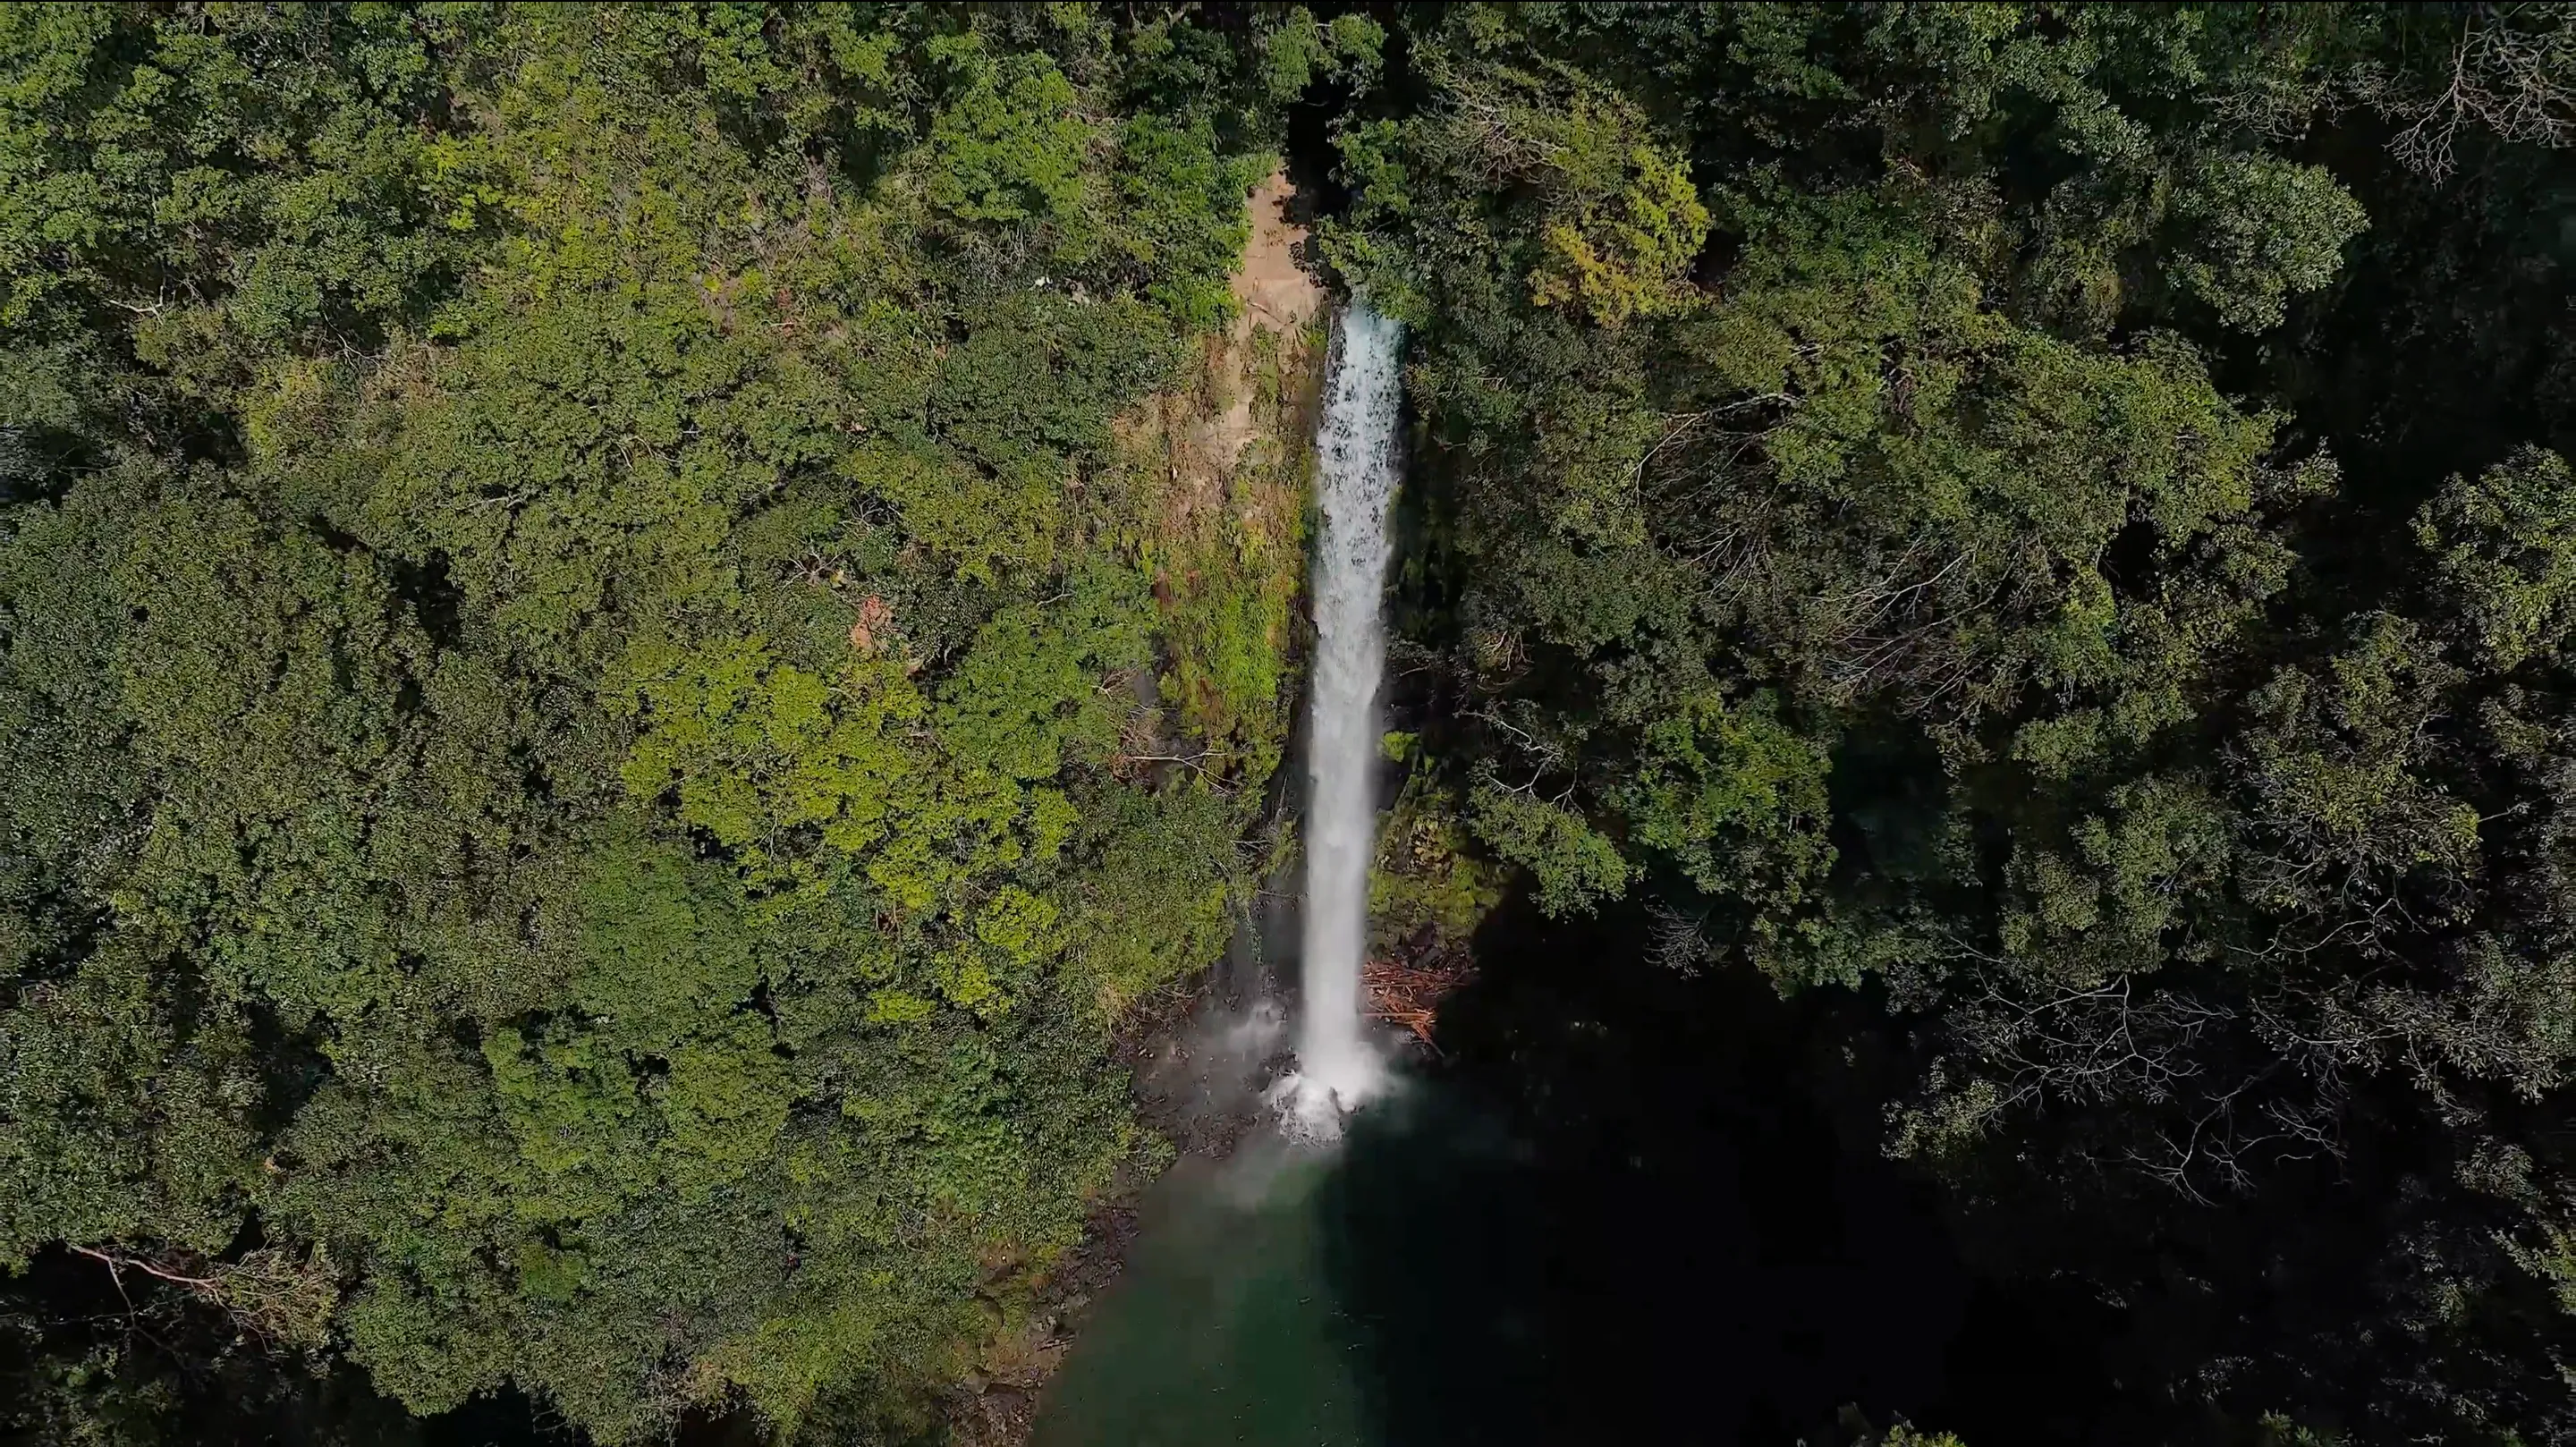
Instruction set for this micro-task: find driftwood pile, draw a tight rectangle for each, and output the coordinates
[1363,953,1473,1049]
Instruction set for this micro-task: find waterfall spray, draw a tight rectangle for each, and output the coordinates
[1279,302,1403,1134]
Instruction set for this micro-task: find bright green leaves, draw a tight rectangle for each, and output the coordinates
[612,637,929,888]
[111,487,411,780]
[946,886,1063,1013]
[1996,775,2233,981]
[0,454,148,988]
[100,484,443,1027]
[1470,783,1632,916]
[1985,332,2274,557]
[1056,785,1246,1014]
[831,1011,1129,1240]
[1619,692,1833,907]
[924,39,1091,231]
[2168,152,2368,331]
[2416,446,2576,671]
[1462,686,1835,931]
[936,580,1152,783]
[369,303,740,670]
[2239,614,2481,915]
[932,293,1176,476]
[1687,183,1999,413]
[1378,59,1711,329]
[613,576,1151,1014]
[484,1025,642,1189]
[1525,103,1710,327]
[0,952,262,1267]
[575,831,759,1052]
[1257,8,1385,106]
[0,4,468,351]
[659,1015,795,1174]
[1114,114,1270,328]
[849,434,1055,587]
[864,292,1176,582]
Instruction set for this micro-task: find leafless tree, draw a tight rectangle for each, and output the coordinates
[1642,894,1712,976]
[70,1243,341,1348]
[2380,4,2576,178]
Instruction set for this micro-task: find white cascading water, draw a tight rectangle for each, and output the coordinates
[1278,302,1403,1135]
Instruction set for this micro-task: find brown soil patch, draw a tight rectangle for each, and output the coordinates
[1108,173,1326,539]
[1199,173,1326,478]
[1232,172,1326,339]
[1112,167,1326,595]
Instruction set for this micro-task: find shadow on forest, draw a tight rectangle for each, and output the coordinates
[1310,895,2123,1447]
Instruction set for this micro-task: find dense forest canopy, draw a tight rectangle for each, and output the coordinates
[1347,4,2576,1443]
[4,2,2576,1444]
[0,4,1355,1440]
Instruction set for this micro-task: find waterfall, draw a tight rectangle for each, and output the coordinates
[1282,302,1403,1132]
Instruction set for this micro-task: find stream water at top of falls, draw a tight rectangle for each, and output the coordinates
[1282,302,1403,1130]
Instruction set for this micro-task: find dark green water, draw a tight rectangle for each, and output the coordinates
[1033,900,2123,1447]
[1032,1084,1558,1447]
[1031,1140,1372,1447]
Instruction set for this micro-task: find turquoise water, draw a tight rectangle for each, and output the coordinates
[1030,1079,1555,1447]
[1031,1139,1373,1447]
